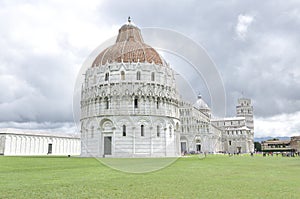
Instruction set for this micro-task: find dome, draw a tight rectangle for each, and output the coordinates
[92,18,166,67]
[194,95,210,110]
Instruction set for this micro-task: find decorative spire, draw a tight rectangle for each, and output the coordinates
[198,93,202,99]
[128,16,131,23]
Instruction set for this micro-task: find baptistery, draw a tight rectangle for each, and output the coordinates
[80,18,181,157]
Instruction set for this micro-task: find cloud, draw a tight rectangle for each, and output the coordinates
[0,0,300,137]
[229,33,300,117]
[235,14,254,40]
[0,0,114,124]
[286,8,300,24]
[0,121,78,134]
[255,111,300,138]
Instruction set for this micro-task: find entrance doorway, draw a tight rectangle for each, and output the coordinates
[104,136,112,155]
[181,142,187,153]
[196,144,201,152]
[47,144,52,154]
[237,147,241,154]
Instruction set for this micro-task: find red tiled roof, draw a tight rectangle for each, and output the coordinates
[92,23,165,66]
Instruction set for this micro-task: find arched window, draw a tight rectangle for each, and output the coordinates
[105,98,109,109]
[141,125,144,136]
[121,71,125,80]
[105,73,109,81]
[151,72,155,81]
[229,140,232,146]
[156,98,160,109]
[169,126,172,137]
[122,125,126,136]
[157,125,160,137]
[136,71,141,80]
[134,97,138,108]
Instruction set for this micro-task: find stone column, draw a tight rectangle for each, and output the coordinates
[150,126,153,156]
[132,126,136,156]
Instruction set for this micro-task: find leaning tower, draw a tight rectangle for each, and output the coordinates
[236,98,254,133]
[80,18,181,157]
[236,98,254,152]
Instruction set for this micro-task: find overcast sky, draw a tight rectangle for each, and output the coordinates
[0,0,299,138]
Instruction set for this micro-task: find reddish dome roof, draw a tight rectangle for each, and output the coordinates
[92,20,165,67]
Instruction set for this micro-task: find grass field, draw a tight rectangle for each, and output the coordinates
[0,155,299,199]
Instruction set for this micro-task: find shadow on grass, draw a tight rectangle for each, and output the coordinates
[98,157,180,173]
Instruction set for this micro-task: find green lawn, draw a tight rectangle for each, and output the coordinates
[0,155,299,198]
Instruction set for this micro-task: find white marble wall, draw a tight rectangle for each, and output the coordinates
[1,134,80,156]
[81,61,181,157]
[81,116,180,157]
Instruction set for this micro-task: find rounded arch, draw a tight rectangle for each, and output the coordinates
[134,116,152,125]
[153,118,167,127]
[86,118,97,131]
[180,135,188,142]
[115,117,134,128]
[175,122,180,131]
[194,136,202,144]
[99,118,115,132]
[120,71,125,80]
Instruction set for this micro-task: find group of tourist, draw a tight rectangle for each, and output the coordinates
[262,151,300,157]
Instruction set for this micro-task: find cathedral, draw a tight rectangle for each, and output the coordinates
[80,19,254,157]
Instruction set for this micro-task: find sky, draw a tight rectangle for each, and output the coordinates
[0,0,299,138]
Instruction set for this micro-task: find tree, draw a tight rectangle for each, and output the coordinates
[254,142,261,152]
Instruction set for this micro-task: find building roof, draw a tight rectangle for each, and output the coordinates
[193,95,210,110]
[225,126,251,131]
[211,116,245,122]
[0,128,80,139]
[92,18,166,67]
[291,136,300,140]
[262,140,290,144]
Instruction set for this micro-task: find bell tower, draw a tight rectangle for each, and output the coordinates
[236,98,254,133]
